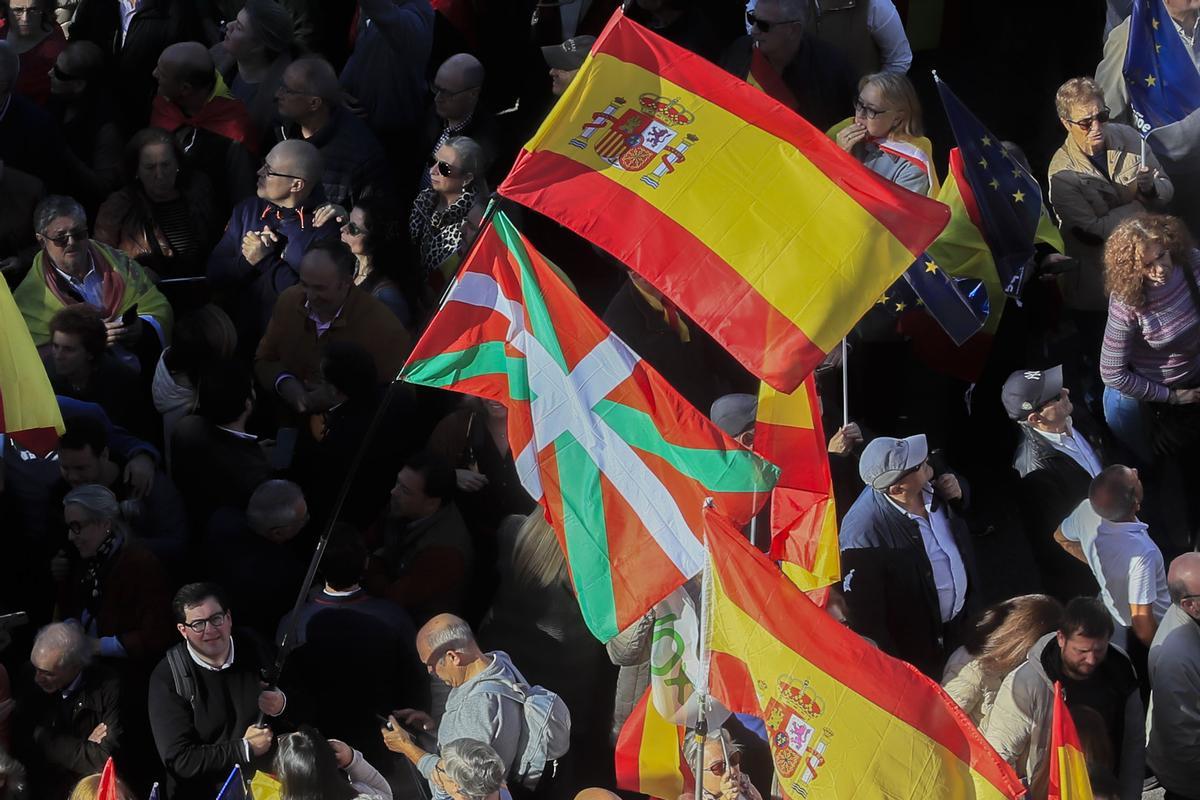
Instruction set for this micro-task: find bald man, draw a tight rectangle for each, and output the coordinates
[382,614,546,799]
[1147,553,1200,799]
[272,56,392,208]
[420,53,499,186]
[207,138,339,347]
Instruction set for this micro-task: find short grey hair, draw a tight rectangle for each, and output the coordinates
[34,195,88,236]
[442,739,505,800]
[246,479,305,532]
[33,620,92,671]
[63,483,120,521]
[424,617,475,654]
[682,728,741,773]
[444,136,488,194]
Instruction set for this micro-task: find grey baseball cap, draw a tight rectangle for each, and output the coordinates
[859,434,928,490]
[1001,365,1064,420]
[542,36,596,70]
[710,393,757,438]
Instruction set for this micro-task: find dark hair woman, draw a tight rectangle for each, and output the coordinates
[338,194,419,328]
[273,727,391,800]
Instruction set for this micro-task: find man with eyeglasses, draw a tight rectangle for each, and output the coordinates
[1004,365,1108,602]
[271,56,392,209]
[1147,552,1200,800]
[148,582,287,800]
[1048,77,1173,342]
[419,53,498,187]
[838,433,977,678]
[719,0,857,130]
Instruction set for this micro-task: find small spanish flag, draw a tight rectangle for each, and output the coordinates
[614,686,692,800]
[498,10,949,393]
[754,377,840,597]
[96,758,118,800]
[0,268,63,456]
[1049,682,1095,800]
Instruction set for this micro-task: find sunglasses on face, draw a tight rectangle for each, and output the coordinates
[44,227,88,247]
[51,64,80,82]
[431,82,479,98]
[1066,108,1110,129]
[745,10,802,32]
[429,158,459,178]
[705,753,740,776]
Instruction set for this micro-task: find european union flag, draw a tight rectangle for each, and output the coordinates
[214,765,247,800]
[1124,0,1200,131]
[873,256,990,345]
[934,75,1043,298]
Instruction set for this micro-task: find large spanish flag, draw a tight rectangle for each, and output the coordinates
[498,11,951,393]
[1048,682,1094,800]
[702,507,1024,799]
[754,377,840,596]
[0,272,63,456]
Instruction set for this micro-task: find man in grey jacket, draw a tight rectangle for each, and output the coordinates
[1148,553,1200,800]
[381,613,527,798]
[984,597,1143,799]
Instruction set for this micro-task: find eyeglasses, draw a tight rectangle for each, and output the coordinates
[51,64,80,82]
[259,164,303,181]
[1065,108,1110,130]
[429,158,459,178]
[343,221,366,236]
[431,82,480,98]
[746,10,803,32]
[853,97,890,119]
[276,83,312,97]
[67,519,102,535]
[705,753,740,776]
[181,612,228,632]
[10,6,43,17]
[43,227,88,247]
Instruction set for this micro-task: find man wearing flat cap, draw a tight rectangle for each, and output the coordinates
[1004,365,1106,602]
[839,433,977,678]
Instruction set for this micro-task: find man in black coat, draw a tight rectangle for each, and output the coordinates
[1004,365,1105,602]
[839,434,979,678]
[147,583,286,800]
[15,622,121,798]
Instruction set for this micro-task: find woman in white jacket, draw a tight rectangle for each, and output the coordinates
[275,727,393,800]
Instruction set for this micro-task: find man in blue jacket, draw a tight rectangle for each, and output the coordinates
[839,434,979,678]
[207,139,339,350]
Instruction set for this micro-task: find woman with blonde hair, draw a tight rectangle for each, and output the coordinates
[833,71,935,196]
[942,594,1063,729]
[1099,213,1200,462]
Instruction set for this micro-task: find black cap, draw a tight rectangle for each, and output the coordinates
[1001,365,1064,420]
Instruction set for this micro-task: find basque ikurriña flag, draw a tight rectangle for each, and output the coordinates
[400,210,778,641]
[499,11,949,393]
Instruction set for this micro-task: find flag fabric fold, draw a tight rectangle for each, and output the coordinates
[1123,0,1200,132]
[935,75,1047,298]
[96,757,118,800]
[701,507,1024,799]
[401,210,778,642]
[1048,682,1095,800]
[614,686,692,800]
[498,10,950,392]
[0,274,64,457]
[754,377,840,594]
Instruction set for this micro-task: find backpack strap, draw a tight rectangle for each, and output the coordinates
[166,643,197,708]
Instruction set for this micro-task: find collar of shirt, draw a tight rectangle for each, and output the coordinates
[1097,517,1149,537]
[884,486,937,520]
[304,299,344,336]
[60,671,84,700]
[53,257,97,289]
[1031,423,1078,447]
[187,637,236,672]
[323,585,362,598]
[215,425,258,441]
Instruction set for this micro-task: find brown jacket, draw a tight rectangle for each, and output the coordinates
[1047,122,1173,310]
[254,284,411,390]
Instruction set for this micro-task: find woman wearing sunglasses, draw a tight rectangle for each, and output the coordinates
[337,194,417,328]
[832,71,934,198]
[409,136,487,286]
[681,730,762,800]
[1048,77,1173,342]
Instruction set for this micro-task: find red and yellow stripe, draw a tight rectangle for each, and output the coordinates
[704,508,1024,799]
[614,687,690,800]
[1048,682,1095,799]
[499,12,949,392]
[0,274,63,457]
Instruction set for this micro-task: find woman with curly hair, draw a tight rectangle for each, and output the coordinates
[1099,213,1200,462]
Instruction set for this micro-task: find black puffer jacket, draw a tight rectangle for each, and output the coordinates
[273,106,395,207]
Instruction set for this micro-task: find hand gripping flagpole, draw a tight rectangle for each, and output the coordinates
[258,198,511,726]
[693,498,716,800]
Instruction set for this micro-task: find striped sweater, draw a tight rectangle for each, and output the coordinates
[1100,249,1200,402]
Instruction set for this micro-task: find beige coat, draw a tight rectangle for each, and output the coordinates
[941,646,1003,730]
[1047,122,1173,310]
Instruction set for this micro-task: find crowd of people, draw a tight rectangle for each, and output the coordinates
[0,0,1199,798]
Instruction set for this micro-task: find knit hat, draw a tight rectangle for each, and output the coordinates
[243,0,294,56]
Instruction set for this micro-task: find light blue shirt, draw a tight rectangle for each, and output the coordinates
[886,488,968,621]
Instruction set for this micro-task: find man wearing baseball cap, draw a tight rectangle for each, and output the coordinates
[541,35,595,96]
[1003,365,1106,602]
[839,433,976,678]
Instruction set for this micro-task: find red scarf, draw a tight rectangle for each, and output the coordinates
[42,243,127,319]
[151,94,259,156]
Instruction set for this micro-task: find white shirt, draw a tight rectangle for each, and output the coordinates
[118,0,139,46]
[1031,423,1103,478]
[1059,500,1171,630]
[886,488,968,621]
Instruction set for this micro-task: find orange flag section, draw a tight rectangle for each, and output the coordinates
[702,508,1024,799]
[498,11,950,393]
[0,272,63,456]
[755,377,840,593]
[1048,682,1095,800]
[614,687,690,800]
